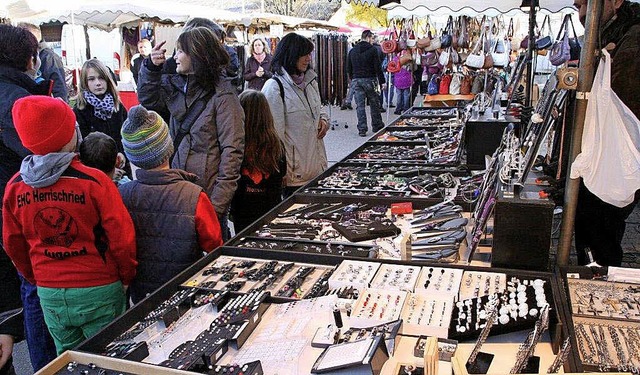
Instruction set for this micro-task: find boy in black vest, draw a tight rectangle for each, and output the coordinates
[119,105,223,303]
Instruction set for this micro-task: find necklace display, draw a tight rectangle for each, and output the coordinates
[567,278,640,320]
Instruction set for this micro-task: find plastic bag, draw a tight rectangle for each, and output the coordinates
[570,49,640,207]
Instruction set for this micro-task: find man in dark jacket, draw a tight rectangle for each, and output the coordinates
[0,24,57,372]
[131,38,151,85]
[347,30,386,137]
[18,22,68,102]
[573,0,640,266]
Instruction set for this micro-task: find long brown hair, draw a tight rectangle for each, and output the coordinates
[238,90,283,175]
[177,26,229,88]
[76,59,121,110]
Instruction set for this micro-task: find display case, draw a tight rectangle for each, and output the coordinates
[558,266,640,373]
[72,247,575,374]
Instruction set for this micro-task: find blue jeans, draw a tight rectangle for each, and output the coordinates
[395,88,411,113]
[353,78,384,133]
[344,80,355,105]
[19,276,57,372]
[381,77,395,106]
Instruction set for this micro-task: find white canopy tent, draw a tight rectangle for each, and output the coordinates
[3,0,243,29]
[345,0,577,14]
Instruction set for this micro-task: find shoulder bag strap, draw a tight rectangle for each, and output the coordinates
[170,89,215,164]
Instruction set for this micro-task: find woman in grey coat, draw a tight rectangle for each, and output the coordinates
[137,26,245,238]
[262,33,328,197]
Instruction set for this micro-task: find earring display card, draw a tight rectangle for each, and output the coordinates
[572,316,640,372]
[413,336,458,361]
[351,288,409,327]
[370,264,421,292]
[449,277,551,340]
[415,266,464,298]
[567,278,640,321]
[181,256,334,299]
[328,260,380,291]
[400,293,454,337]
[458,271,507,301]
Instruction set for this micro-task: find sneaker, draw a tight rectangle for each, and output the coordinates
[340,105,348,110]
[358,131,367,137]
[346,104,353,110]
[380,107,386,113]
[389,104,396,108]
[394,110,402,115]
[372,126,383,132]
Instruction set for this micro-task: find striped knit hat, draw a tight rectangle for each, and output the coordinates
[121,105,174,169]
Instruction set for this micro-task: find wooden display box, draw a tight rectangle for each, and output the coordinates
[36,350,194,375]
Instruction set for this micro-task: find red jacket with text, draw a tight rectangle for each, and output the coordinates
[2,158,137,288]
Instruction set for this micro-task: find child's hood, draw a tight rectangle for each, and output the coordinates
[20,153,76,188]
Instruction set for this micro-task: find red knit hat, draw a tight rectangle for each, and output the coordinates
[12,96,76,155]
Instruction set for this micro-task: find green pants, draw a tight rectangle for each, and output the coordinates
[37,281,125,354]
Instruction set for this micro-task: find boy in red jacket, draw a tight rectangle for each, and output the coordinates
[2,96,137,354]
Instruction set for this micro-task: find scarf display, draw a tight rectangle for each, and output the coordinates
[83,91,115,121]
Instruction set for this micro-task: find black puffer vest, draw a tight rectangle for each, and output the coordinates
[119,169,203,303]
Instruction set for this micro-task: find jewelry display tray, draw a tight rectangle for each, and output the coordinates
[75,247,575,374]
[559,266,640,373]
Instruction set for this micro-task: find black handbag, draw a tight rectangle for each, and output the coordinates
[567,15,582,61]
[535,15,553,50]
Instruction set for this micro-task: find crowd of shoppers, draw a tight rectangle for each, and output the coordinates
[1,3,639,372]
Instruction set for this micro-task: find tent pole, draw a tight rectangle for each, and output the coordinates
[524,3,536,109]
[557,0,603,266]
[70,11,81,96]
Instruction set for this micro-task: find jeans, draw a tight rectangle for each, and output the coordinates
[344,80,355,106]
[381,78,395,106]
[38,281,126,355]
[395,88,411,113]
[19,276,57,372]
[219,213,231,242]
[353,78,384,133]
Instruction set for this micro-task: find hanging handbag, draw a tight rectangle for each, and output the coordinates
[382,39,397,54]
[428,74,440,95]
[383,21,398,54]
[407,18,417,47]
[460,74,473,94]
[439,73,452,95]
[399,49,413,65]
[465,25,486,69]
[417,20,432,50]
[421,66,430,82]
[449,73,463,95]
[439,48,451,67]
[535,15,553,51]
[549,15,570,66]
[458,16,470,49]
[425,22,441,52]
[387,59,401,74]
[471,73,485,94]
[567,15,582,61]
[441,17,454,48]
[491,40,510,68]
